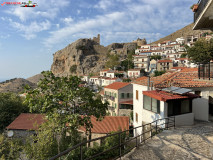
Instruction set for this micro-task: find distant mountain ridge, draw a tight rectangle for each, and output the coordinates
[27,73,44,84]
[0,78,37,93]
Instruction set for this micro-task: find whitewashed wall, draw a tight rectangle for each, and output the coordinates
[192,98,209,121]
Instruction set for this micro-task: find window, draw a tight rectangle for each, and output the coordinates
[127,93,130,98]
[121,93,125,99]
[143,95,160,114]
[115,103,117,108]
[114,93,117,98]
[136,113,138,122]
[136,90,138,100]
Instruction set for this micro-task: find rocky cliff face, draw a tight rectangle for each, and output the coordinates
[51,38,109,76]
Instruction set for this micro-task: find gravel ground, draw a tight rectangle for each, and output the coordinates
[122,121,213,160]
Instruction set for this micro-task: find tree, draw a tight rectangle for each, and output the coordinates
[150,55,161,60]
[0,93,28,132]
[24,115,82,159]
[24,71,108,158]
[105,54,120,69]
[154,70,166,77]
[187,38,213,64]
[70,65,77,73]
[119,50,135,71]
[0,134,22,160]
[180,53,187,58]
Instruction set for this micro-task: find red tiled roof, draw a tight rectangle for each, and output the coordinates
[133,68,213,88]
[180,68,198,72]
[101,69,111,72]
[158,60,173,63]
[79,116,129,134]
[7,113,46,130]
[119,100,133,105]
[135,76,147,81]
[104,82,130,90]
[176,58,188,61]
[128,69,141,71]
[143,90,199,102]
[171,67,187,70]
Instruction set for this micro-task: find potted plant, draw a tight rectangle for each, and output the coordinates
[190,4,199,12]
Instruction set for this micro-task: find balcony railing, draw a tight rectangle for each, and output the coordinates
[49,117,175,160]
[194,0,210,23]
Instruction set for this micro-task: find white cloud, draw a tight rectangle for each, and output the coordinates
[94,0,113,10]
[0,34,10,39]
[77,10,81,15]
[5,0,70,21]
[44,12,125,47]
[62,17,74,24]
[10,20,51,40]
[41,0,194,47]
[56,24,60,28]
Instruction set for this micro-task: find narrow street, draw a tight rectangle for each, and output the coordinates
[122,121,213,160]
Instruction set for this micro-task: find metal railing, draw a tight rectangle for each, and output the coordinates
[49,117,175,160]
[194,0,210,23]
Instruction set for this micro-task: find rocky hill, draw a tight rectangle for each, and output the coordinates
[51,38,108,76]
[27,73,44,84]
[0,78,37,93]
[51,37,137,76]
[152,23,212,44]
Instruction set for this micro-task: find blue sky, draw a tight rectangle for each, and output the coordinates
[0,0,195,79]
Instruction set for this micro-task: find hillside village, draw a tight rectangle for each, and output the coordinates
[2,0,213,159]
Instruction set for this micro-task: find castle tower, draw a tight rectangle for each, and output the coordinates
[93,34,100,45]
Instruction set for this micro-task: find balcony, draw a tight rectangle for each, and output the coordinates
[193,0,213,30]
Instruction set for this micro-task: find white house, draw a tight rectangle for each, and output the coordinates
[128,69,141,78]
[133,55,149,71]
[132,68,213,136]
[103,82,133,117]
[101,77,121,86]
[100,69,111,77]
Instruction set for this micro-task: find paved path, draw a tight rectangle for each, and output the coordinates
[122,121,213,160]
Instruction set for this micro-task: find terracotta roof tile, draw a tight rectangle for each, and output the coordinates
[128,69,141,71]
[176,58,188,60]
[158,60,173,63]
[171,67,187,70]
[104,82,130,90]
[79,116,129,134]
[7,113,46,130]
[133,68,213,88]
[180,68,198,72]
[119,100,133,105]
[143,90,199,102]
[101,69,111,72]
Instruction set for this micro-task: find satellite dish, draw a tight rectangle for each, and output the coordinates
[7,130,14,137]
